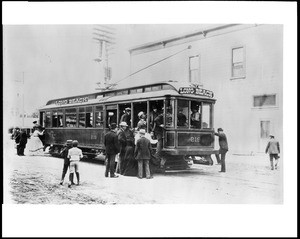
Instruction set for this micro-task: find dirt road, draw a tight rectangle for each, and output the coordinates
[4,136,282,204]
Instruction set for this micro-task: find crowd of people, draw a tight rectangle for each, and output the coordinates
[11,109,281,187]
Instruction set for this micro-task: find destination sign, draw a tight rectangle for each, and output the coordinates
[55,97,89,105]
[178,87,214,98]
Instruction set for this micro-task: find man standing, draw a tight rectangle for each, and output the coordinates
[134,129,153,179]
[104,123,120,178]
[14,127,21,155]
[214,128,228,172]
[18,129,28,156]
[59,140,73,185]
[265,135,280,170]
[152,110,165,169]
[117,121,128,174]
[120,107,131,128]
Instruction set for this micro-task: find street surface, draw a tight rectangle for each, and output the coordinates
[4,135,283,204]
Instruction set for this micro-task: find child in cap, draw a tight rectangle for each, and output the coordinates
[59,140,73,185]
[67,140,83,187]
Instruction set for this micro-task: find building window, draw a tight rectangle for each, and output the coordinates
[260,120,270,138]
[232,46,245,78]
[253,94,276,107]
[189,55,200,84]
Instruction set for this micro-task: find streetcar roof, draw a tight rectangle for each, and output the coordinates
[39,81,215,110]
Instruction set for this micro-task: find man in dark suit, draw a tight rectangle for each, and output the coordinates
[18,129,28,156]
[152,110,165,169]
[134,129,153,179]
[104,123,120,178]
[214,128,229,172]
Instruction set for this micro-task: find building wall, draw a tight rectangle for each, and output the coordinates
[130,24,283,154]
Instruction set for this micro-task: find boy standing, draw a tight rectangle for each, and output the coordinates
[59,140,73,185]
[265,135,280,170]
[134,129,153,179]
[67,140,83,187]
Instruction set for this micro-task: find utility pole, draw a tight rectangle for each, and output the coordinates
[93,25,116,91]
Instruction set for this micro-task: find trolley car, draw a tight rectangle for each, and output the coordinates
[38,81,218,171]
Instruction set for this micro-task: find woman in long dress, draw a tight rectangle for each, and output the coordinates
[25,126,45,156]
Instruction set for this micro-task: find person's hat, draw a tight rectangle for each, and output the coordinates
[110,123,117,129]
[269,134,274,138]
[119,121,128,127]
[33,121,37,124]
[15,127,20,130]
[152,105,157,109]
[139,129,146,134]
[72,140,79,146]
[138,111,144,118]
[217,128,223,132]
[66,140,73,145]
[125,107,131,111]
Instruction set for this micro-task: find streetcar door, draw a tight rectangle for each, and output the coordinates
[106,105,117,129]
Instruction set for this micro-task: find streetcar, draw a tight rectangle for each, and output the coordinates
[38,81,218,171]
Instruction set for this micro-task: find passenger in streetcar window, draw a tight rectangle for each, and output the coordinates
[120,107,131,128]
[136,111,147,131]
[152,109,166,169]
[191,107,201,128]
[149,105,159,133]
[166,106,173,127]
[177,108,187,127]
[67,140,83,187]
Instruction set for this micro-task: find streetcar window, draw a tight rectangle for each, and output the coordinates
[162,84,174,90]
[144,87,151,92]
[79,112,85,128]
[95,110,104,128]
[177,100,188,128]
[40,111,45,127]
[79,107,93,128]
[202,103,212,128]
[65,108,77,127]
[165,99,174,128]
[152,85,161,91]
[190,101,201,129]
[52,110,63,127]
[45,111,51,127]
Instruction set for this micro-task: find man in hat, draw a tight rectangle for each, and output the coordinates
[136,111,147,130]
[104,123,120,178]
[149,105,159,133]
[152,109,166,169]
[120,107,131,127]
[134,129,153,179]
[59,140,73,185]
[117,121,129,174]
[14,127,21,155]
[18,129,28,156]
[177,108,187,127]
[214,128,228,172]
[265,134,280,170]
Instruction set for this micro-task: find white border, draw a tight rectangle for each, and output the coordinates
[2,1,297,237]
